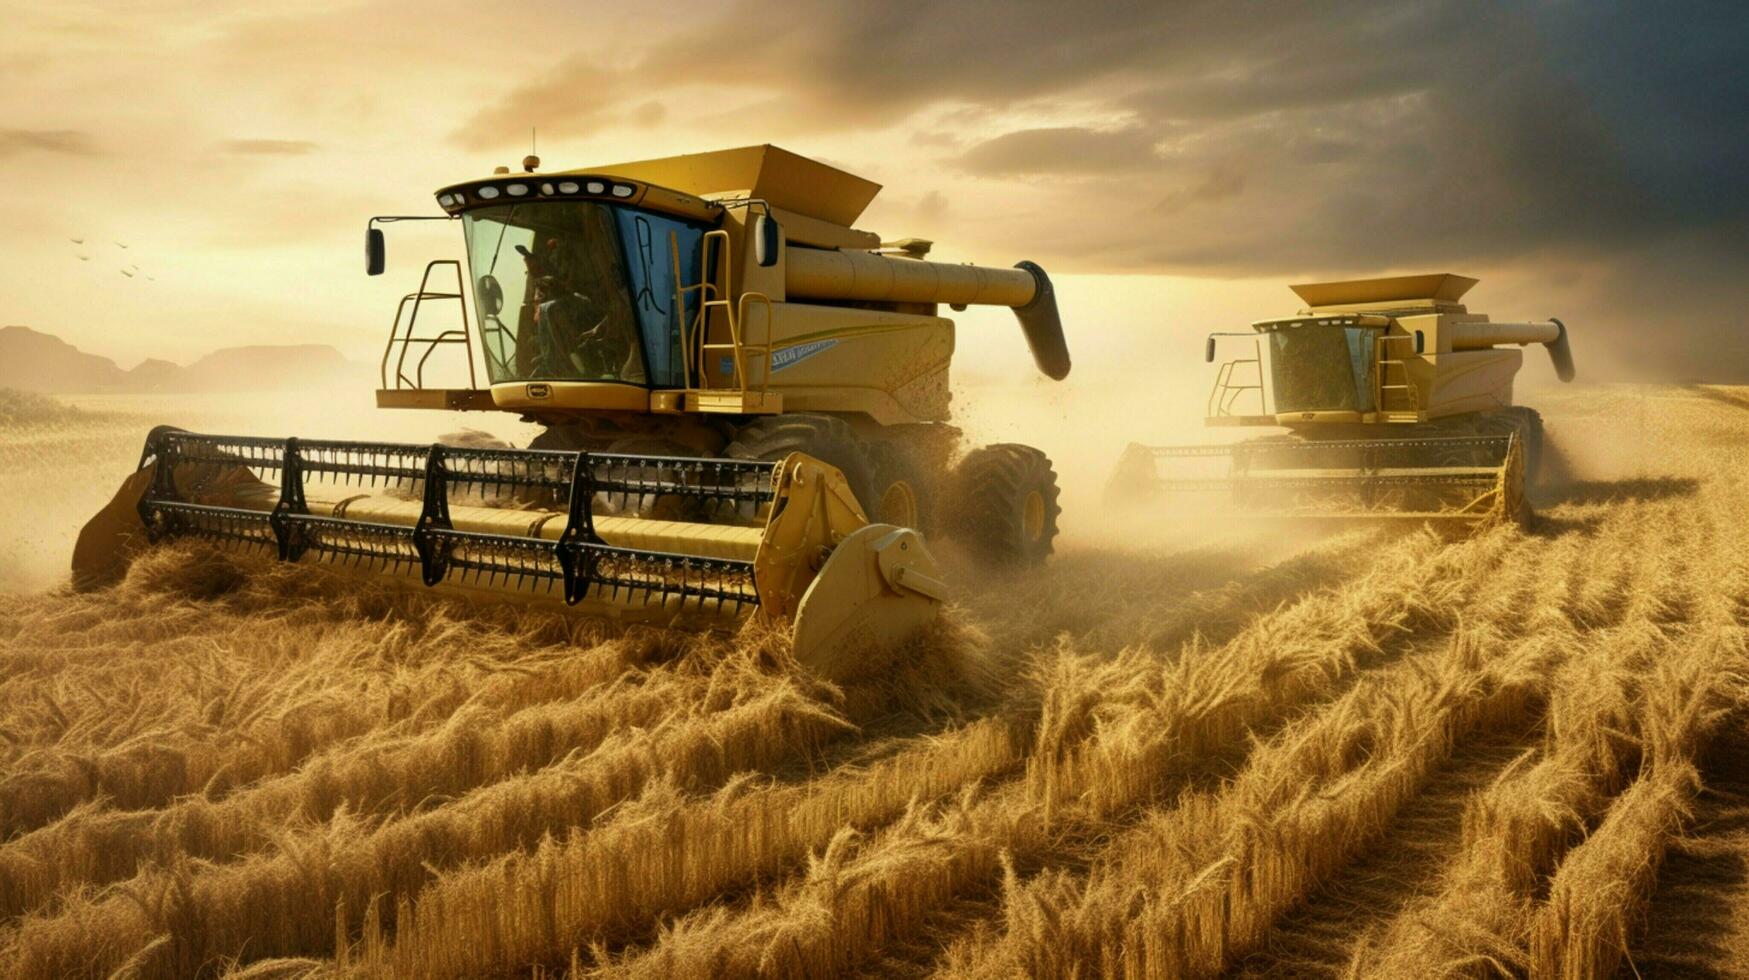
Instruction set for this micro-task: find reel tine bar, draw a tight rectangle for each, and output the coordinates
[134,430,764,612]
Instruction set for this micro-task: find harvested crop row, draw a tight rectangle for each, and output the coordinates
[1529,634,1747,974]
[0,552,660,836]
[940,520,1584,980]
[0,636,780,920]
[561,528,1532,979]
[0,653,855,979]
[270,528,1495,978]
[1532,479,1749,973]
[1345,498,1713,975]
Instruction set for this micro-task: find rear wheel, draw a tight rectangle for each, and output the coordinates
[724,415,878,516]
[944,443,1061,565]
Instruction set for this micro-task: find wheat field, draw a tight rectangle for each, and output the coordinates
[1,383,1747,978]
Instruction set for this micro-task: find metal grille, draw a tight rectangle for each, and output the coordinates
[1134,432,1516,523]
[134,428,766,612]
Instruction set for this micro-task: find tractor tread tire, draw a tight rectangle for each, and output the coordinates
[945,443,1061,565]
[724,415,877,516]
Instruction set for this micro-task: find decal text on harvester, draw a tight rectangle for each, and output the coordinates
[771,339,839,372]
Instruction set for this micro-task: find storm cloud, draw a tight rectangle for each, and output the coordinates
[459,0,1746,280]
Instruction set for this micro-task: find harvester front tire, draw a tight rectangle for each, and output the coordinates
[945,444,1060,566]
[866,440,933,531]
[725,415,878,516]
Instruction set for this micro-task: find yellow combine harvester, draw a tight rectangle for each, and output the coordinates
[1109,274,1574,525]
[74,144,1070,669]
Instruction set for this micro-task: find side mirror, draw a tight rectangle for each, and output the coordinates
[365,227,385,276]
[754,214,781,268]
[1204,336,1217,363]
[477,274,504,316]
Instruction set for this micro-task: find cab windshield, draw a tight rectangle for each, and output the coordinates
[463,202,704,387]
[1266,323,1382,413]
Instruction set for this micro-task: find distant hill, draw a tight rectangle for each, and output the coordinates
[0,326,362,393]
[0,326,129,391]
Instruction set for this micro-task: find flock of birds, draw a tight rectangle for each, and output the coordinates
[68,237,154,281]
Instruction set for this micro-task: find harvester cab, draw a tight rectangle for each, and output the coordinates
[1109,274,1574,526]
[370,144,1070,565]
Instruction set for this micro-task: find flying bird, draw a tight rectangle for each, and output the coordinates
[77,254,90,262]
[69,237,84,245]
[120,269,135,278]
[115,241,129,249]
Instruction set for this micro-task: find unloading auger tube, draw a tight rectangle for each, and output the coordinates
[1107,431,1527,527]
[73,428,948,678]
[783,247,1071,381]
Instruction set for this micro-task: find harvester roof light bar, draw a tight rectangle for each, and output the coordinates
[433,175,650,214]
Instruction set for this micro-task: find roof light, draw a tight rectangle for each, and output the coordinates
[478,186,500,199]
[506,183,529,197]
[585,180,606,194]
[558,181,580,194]
[438,194,455,207]
[610,183,635,198]
[539,182,555,195]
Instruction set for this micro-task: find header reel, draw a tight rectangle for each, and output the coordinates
[76,428,948,678]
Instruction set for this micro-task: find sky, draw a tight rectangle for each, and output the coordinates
[2,0,1745,384]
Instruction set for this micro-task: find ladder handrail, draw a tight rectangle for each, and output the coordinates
[380,260,477,391]
[1373,333,1419,416]
[1207,337,1266,417]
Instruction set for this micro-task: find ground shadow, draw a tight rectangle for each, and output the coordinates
[1524,510,1604,539]
[1682,384,1749,413]
[1537,475,1700,508]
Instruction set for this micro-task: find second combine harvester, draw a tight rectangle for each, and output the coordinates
[375,144,1071,564]
[1110,273,1574,524]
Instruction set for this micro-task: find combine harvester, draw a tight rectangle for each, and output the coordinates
[74,145,1075,673]
[1109,274,1574,526]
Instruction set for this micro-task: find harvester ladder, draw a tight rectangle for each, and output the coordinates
[673,229,779,413]
[379,260,477,390]
[1207,337,1267,417]
[1373,334,1420,421]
